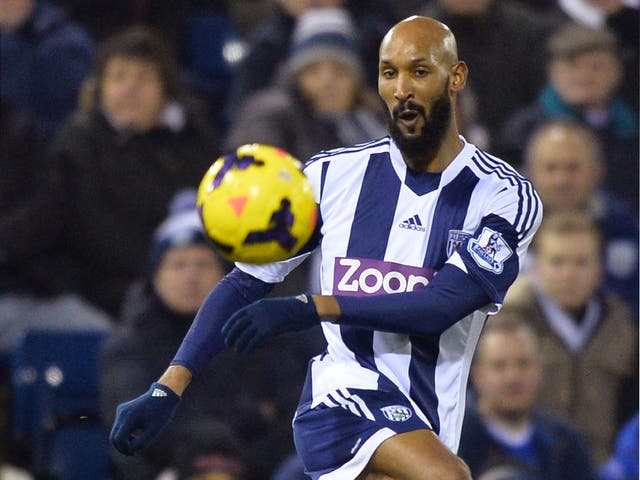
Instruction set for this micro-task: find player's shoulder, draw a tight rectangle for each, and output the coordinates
[465,145,531,189]
[302,136,391,173]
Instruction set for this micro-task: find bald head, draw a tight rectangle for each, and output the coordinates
[380,16,459,69]
[377,15,467,172]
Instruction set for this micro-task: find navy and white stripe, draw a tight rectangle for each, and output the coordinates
[238,136,543,461]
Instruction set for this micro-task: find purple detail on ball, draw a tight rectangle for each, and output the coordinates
[244,198,297,250]
[213,154,264,189]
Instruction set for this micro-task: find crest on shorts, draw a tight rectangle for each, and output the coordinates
[380,405,412,422]
[467,227,513,274]
[447,230,471,257]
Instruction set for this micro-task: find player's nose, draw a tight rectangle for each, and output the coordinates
[393,74,414,102]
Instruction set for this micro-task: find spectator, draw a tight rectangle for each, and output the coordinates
[174,418,245,480]
[598,413,639,480]
[545,0,639,110]
[0,0,94,137]
[0,99,48,300]
[523,119,638,309]
[0,100,112,468]
[501,212,637,464]
[44,25,221,316]
[418,0,552,150]
[101,190,323,480]
[101,190,230,480]
[225,0,397,113]
[499,22,638,208]
[460,314,596,480]
[224,6,387,166]
[224,7,388,298]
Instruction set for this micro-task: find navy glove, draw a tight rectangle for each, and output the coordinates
[222,294,319,352]
[110,382,181,455]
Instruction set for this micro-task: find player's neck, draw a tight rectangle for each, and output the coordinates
[403,131,464,173]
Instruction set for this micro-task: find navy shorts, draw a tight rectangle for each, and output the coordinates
[292,387,432,480]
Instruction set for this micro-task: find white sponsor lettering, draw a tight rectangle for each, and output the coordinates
[336,258,430,294]
[336,258,361,292]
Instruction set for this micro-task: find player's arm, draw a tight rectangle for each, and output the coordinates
[322,260,490,333]
[224,196,543,351]
[223,261,489,351]
[109,267,275,455]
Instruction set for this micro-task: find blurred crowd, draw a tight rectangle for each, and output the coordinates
[0,0,637,479]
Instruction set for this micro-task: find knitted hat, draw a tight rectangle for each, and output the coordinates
[548,23,619,59]
[148,188,208,275]
[286,7,363,78]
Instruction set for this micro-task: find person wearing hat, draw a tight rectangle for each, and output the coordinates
[100,189,230,480]
[498,22,638,212]
[224,6,388,164]
[102,190,321,480]
[224,7,389,300]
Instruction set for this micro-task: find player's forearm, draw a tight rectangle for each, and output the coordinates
[326,263,491,336]
[158,365,193,396]
[171,267,275,375]
[311,295,341,319]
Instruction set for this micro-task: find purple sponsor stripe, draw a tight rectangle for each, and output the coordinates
[333,257,437,297]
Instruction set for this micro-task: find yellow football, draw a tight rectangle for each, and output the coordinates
[197,144,318,264]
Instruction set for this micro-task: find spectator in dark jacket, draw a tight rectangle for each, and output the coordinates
[459,314,596,480]
[44,25,221,316]
[498,22,638,208]
[0,0,94,137]
[101,190,324,480]
[418,0,553,151]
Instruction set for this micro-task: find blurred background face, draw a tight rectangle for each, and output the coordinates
[153,245,224,315]
[535,231,603,311]
[549,50,622,108]
[277,0,345,17]
[527,128,601,212]
[100,56,166,132]
[0,0,34,32]
[298,59,358,114]
[472,328,542,421]
[437,0,493,15]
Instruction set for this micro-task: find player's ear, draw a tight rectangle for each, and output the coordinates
[450,61,468,92]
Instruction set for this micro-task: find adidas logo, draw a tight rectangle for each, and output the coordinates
[399,214,426,232]
[152,388,167,397]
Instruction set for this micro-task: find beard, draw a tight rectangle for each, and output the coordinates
[387,80,452,166]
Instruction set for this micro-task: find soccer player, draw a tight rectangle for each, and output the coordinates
[110,16,542,480]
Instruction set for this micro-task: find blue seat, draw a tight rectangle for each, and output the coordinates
[11,329,110,479]
[49,424,111,480]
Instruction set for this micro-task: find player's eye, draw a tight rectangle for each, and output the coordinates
[380,69,396,79]
[415,68,428,77]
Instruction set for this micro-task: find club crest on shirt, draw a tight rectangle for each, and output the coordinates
[446,230,472,257]
[467,227,513,274]
[380,405,412,422]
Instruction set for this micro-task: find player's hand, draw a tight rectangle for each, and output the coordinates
[222,294,319,352]
[110,382,181,455]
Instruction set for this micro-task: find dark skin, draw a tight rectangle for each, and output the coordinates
[356,16,471,480]
[158,15,472,480]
